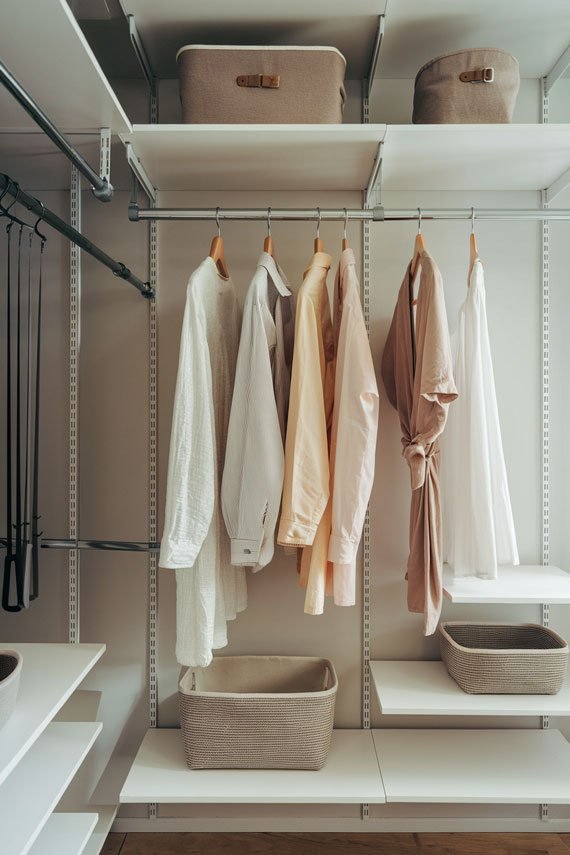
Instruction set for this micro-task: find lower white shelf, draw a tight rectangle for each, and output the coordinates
[28,813,98,855]
[0,721,102,855]
[120,729,385,804]
[371,660,570,716]
[373,728,570,804]
[81,806,118,855]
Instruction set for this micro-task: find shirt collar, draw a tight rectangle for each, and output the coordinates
[303,250,332,279]
[258,251,292,297]
[339,247,356,280]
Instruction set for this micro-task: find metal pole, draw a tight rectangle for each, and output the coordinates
[0,59,114,202]
[0,175,153,297]
[130,206,570,222]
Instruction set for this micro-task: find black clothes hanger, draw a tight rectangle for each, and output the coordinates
[31,213,46,601]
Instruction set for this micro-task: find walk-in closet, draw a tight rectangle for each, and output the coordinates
[2,2,570,854]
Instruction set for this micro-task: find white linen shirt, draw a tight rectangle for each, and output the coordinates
[222,252,294,569]
[159,257,246,667]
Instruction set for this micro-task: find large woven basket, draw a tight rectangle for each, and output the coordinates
[439,622,568,695]
[0,650,23,729]
[179,656,337,770]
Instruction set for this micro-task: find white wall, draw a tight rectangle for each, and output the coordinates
[1,73,570,828]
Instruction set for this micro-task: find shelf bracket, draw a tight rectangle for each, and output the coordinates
[545,165,570,204]
[365,142,383,207]
[365,14,385,101]
[125,142,156,207]
[544,41,570,96]
[99,127,111,193]
[127,13,156,98]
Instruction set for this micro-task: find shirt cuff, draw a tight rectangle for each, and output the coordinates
[328,533,359,565]
[231,538,261,566]
[159,539,200,569]
[277,518,317,547]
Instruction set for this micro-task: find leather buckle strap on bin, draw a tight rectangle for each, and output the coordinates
[459,67,495,83]
[236,74,280,88]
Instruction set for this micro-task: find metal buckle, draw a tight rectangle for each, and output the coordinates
[483,67,494,83]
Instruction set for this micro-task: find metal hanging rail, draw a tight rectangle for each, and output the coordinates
[0,175,153,298]
[129,206,570,222]
[1,538,159,552]
[0,59,114,202]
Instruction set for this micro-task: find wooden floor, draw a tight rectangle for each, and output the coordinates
[101,832,570,855]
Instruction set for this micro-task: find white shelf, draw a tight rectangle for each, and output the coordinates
[378,0,570,79]
[117,1,387,79]
[120,124,386,191]
[120,728,385,804]
[0,643,105,787]
[0,721,102,855]
[442,564,570,604]
[381,125,570,192]
[28,813,98,855]
[373,728,570,804]
[371,661,570,716]
[0,0,131,132]
[81,806,118,855]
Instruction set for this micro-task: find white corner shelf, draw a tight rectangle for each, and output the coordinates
[378,0,570,79]
[0,0,131,132]
[0,721,102,855]
[442,564,570,604]
[117,1,387,79]
[28,813,98,855]
[373,728,570,804]
[0,643,105,787]
[371,660,570,716]
[81,806,118,855]
[120,124,386,191]
[120,728,385,804]
[381,125,570,192]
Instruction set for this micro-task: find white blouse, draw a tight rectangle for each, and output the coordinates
[159,257,246,667]
[442,258,519,578]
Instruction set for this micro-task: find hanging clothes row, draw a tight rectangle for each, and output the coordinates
[160,211,379,667]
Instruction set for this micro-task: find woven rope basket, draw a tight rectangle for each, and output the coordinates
[179,656,337,770]
[439,622,568,695]
[0,650,22,730]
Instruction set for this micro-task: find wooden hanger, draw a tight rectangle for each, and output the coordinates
[314,207,324,253]
[342,208,349,250]
[209,207,230,278]
[469,207,479,282]
[263,207,275,257]
[410,208,426,278]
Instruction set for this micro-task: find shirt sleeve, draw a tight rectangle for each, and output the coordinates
[328,296,379,566]
[159,287,215,569]
[278,293,330,547]
[222,299,284,568]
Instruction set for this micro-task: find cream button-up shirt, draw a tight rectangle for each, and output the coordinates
[222,252,294,570]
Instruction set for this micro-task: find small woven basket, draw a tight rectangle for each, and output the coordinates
[439,622,568,695]
[0,650,23,729]
[179,655,337,770]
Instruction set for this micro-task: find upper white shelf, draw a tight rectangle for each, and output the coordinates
[373,728,570,804]
[371,661,570,716]
[382,125,570,192]
[120,728,385,804]
[0,643,105,787]
[117,1,386,79]
[120,124,386,191]
[0,0,131,133]
[378,0,570,79]
[442,564,570,604]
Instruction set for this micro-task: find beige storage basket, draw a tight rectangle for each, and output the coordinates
[413,48,520,123]
[177,45,346,124]
[179,656,337,770]
[439,622,568,695]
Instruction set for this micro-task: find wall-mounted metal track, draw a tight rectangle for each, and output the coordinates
[68,166,81,645]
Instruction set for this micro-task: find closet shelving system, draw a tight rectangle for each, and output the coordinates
[2,0,570,839]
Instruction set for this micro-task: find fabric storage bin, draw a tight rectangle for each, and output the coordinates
[413,48,520,123]
[0,650,23,729]
[179,655,337,770]
[439,622,568,694]
[176,45,346,124]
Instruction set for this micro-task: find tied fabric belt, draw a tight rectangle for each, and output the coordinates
[403,441,439,490]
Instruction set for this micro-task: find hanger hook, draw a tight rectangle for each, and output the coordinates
[471,206,475,234]
[316,207,321,239]
[417,207,422,234]
[215,206,221,237]
[343,208,348,240]
[267,206,271,237]
[33,198,47,243]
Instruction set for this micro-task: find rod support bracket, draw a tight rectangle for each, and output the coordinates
[128,203,141,221]
[372,205,385,220]
[92,178,114,202]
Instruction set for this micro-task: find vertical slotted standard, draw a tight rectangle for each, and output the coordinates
[69,166,81,644]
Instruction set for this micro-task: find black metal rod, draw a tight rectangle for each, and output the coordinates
[1,537,160,553]
[0,59,114,202]
[0,175,153,298]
